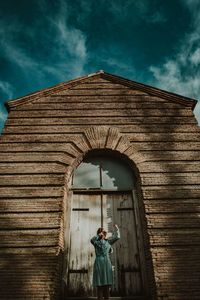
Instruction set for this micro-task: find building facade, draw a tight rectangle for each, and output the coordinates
[0,71,199,300]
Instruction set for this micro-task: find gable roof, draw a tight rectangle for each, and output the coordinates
[5,70,197,111]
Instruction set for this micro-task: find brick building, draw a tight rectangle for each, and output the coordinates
[0,71,199,299]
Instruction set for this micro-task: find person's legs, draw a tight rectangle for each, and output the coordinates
[103,285,110,300]
[97,286,103,300]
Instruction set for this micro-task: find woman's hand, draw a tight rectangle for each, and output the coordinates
[98,232,104,239]
[114,224,119,229]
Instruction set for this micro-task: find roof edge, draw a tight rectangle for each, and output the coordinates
[101,72,198,110]
[5,70,198,111]
[5,71,103,111]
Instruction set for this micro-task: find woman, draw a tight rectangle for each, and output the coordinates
[90,224,120,300]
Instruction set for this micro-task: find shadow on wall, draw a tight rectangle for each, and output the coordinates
[0,211,62,299]
[0,81,200,299]
[133,104,200,299]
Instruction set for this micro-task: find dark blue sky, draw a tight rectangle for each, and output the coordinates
[0,0,200,130]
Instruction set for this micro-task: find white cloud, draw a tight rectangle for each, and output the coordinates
[149,1,200,124]
[0,110,7,127]
[52,19,86,59]
[47,0,87,60]
[0,106,7,131]
[0,108,7,124]
[0,81,13,129]
[40,0,87,78]
[0,81,14,99]
[194,101,200,124]
[47,3,87,78]
[0,0,88,84]
[0,0,88,132]
[0,103,7,120]
[189,48,200,65]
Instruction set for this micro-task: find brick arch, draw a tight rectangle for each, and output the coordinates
[64,126,147,184]
[61,126,155,299]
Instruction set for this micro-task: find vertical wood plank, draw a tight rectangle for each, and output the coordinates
[67,193,101,296]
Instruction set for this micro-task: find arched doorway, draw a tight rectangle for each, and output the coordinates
[63,151,147,298]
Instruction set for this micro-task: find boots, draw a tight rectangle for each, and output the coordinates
[97,285,110,300]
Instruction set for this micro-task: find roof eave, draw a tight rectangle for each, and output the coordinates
[5,71,103,112]
[102,72,198,110]
[5,70,198,111]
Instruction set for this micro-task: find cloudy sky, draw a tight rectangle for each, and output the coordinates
[0,0,200,131]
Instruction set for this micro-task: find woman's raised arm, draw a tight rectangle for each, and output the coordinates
[108,224,120,245]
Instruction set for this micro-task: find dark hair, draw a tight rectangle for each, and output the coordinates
[97,227,103,234]
[97,227,107,237]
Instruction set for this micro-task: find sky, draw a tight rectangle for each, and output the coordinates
[0,0,200,131]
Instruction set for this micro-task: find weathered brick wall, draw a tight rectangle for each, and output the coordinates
[0,71,199,299]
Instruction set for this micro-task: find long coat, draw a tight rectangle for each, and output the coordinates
[90,228,120,287]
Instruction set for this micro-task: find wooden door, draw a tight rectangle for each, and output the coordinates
[65,191,142,297]
[66,193,101,296]
[103,193,142,296]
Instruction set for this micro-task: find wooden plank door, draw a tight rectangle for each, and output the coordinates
[103,192,142,296]
[66,193,101,296]
[66,191,142,297]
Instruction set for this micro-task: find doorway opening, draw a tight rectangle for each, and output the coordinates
[62,151,148,299]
